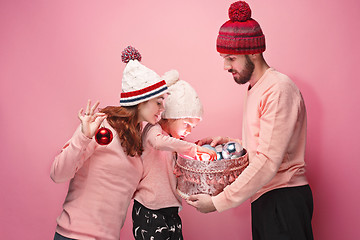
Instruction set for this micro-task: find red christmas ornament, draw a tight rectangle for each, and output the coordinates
[95,127,113,145]
[196,152,215,161]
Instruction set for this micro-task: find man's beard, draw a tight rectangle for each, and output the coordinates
[229,55,255,85]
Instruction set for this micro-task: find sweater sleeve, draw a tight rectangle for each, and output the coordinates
[145,124,197,157]
[212,83,304,212]
[50,125,96,183]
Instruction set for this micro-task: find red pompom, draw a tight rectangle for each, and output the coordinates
[121,46,142,63]
[228,1,251,22]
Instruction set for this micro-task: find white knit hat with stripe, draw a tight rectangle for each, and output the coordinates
[161,70,203,120]
[120,46,168,106]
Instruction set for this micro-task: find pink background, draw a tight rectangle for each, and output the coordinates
[1,0,359,239]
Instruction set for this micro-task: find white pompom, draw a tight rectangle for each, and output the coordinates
[162,70,179,87]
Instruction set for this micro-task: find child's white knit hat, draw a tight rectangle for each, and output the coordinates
[161,70,203,120]
[120,46,168,106]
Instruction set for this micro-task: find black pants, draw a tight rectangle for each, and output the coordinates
[53,232,75,240]
[132,200,183,240]
[251,185,314,240]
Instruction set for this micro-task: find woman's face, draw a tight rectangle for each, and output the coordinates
[138,94,167,125]
[166,118,200,139]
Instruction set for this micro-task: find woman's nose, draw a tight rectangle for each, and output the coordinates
[159,103,165,111]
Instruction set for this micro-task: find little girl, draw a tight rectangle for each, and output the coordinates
[132,70,215,240]
[51,46,169,240]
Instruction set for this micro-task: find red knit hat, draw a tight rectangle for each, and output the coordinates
[217,1,265,55]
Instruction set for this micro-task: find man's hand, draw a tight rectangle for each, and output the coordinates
[196,136,242,148]
[196,136,229,147]
[186,194,217,213]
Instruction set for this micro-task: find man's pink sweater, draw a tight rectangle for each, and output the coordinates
[212,68,309,212]
[133,123,197,210]
[51,120,143,240]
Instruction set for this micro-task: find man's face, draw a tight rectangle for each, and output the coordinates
[220,54,254,85]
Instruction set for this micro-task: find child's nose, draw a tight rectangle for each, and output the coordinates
[186,126,192,134]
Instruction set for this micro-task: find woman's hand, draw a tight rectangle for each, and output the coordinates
[78,100,107,139]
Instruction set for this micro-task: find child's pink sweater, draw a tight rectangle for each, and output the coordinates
[133,123,197,210]
[212,68,309,212]
[51,120,143,240]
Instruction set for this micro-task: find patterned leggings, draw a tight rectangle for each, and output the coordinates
[132,200,183,240]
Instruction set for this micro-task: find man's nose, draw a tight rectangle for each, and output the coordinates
[224,62,231,71]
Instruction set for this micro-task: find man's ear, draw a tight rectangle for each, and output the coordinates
[250,53,261,61]
[249,53,264,64]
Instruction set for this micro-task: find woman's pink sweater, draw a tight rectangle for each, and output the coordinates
[51,120,143,240]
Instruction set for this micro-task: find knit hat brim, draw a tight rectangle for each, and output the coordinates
[120,80,168,106]
[217,19,265,55]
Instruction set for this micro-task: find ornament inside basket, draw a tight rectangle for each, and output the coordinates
[174,148,249,199]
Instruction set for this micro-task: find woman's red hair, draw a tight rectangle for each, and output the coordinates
[100,106,143,157]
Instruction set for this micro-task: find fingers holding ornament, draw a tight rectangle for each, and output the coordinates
[89,100,100,116]
[78,100,105,138]
[77,100,113,145]
[84,99,92,116]
[78,100,101,120]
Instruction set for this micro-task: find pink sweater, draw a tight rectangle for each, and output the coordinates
[51,120,143,240]
[212,68,309,212]
[133,123,197,210]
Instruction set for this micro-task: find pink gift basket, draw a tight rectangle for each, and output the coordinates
[174,149,249,199]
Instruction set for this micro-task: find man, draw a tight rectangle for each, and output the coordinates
[187,1,314,239]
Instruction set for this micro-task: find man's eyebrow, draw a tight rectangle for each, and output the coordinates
[222,54,234,58]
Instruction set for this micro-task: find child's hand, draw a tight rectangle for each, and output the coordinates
[196,145,217,160]
[78,100,107,139]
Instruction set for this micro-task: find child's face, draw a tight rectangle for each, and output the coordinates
[167,118,200,139]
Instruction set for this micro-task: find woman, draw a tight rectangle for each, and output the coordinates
[51,46,168,240]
